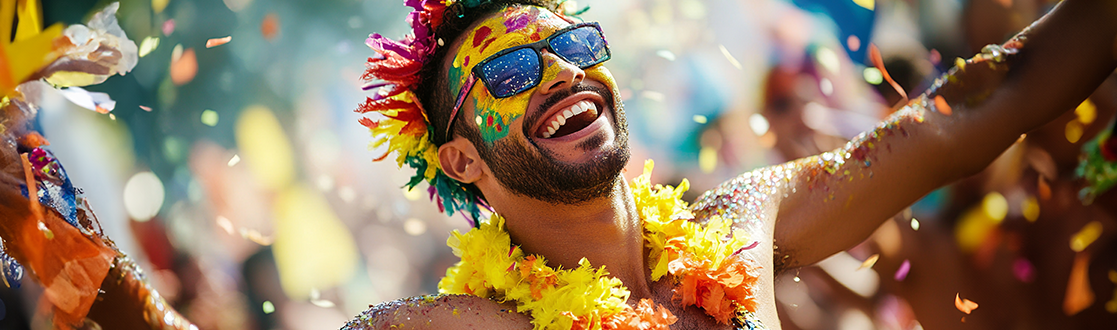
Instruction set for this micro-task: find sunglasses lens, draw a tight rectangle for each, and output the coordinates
[480,48,541,98]
[551,26,609,68]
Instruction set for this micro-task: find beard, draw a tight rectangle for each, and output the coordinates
[464,83,630,205]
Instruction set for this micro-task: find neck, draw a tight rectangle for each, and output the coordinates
[498,178,652,299]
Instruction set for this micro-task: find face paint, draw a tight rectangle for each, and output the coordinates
[450,6,570,144]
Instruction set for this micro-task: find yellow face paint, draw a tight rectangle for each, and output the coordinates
[449,5,571,144]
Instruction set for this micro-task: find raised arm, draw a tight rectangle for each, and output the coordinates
[772,0,1117,270]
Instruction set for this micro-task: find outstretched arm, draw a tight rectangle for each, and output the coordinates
[773,0,1117,270]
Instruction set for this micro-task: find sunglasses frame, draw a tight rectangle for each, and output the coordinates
[445,22,610,140]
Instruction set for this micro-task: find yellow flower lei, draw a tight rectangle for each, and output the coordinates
[438,160,761,330]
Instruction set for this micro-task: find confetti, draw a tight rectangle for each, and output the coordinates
[311,299,336,308]
[847,35,861,52]
[870,44,907,105]
[793,276,801,283]
[718,44,742,70]
[1070,221,1103,252]
[108,113,116,120]
[162,19,175,36]
[894,259,910,281]
[1064,252,1095,315]
[699,147,717,173]
[1076,99,1097,125]
[815,47,840,75]
[955,293,979,314]
[934,95,952,116]
[656,50,676,61]
[1013,258,1035,283]
[261,13,280,41]
[1066,120,1085,144]
[910,218,920,231]
[863,67,883,85]
[852,0,874,11]
[216,216,235,235]
[138,36,160,57]
[240,228,273,246]
[152,0,169,14]
[262,301,275,314]
[170,48,198,85]
[693,115,707,124]
[227,154,241,166]
[1022,196,1040,222]
[206,36,232,48]
[929,49,941,65]
[139,105,153,112]
[57,87,116,114]
[1037,177,1052,201]
[858,254,879,270]
[201,109,219,126]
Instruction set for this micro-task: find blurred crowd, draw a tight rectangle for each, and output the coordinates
[3,0,1114,329]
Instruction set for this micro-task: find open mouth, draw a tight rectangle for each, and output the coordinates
[535,99,603,139]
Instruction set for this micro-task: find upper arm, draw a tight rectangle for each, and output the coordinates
[343,295,531,330]
[771,0,1117,270]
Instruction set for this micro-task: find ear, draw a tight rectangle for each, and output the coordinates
[438,137,483,184]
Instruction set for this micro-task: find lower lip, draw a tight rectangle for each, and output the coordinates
[540,109,609,143]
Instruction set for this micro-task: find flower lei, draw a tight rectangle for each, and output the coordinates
[438,160,762,330]
[357,0,491,225]
[1076,122,1117,203]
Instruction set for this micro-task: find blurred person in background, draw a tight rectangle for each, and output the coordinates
[345,0,1117,329]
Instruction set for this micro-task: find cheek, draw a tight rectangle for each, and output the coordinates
[472,87,532,144]
[585,66,617,93]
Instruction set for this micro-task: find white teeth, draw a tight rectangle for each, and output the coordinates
[541,100,600,138]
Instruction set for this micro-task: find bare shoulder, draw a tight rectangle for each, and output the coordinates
[342,294,531,330]
[690,163,791,228]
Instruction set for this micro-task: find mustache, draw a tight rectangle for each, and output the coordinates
[521,83,615,139]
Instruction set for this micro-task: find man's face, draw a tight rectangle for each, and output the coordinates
[445,5,630,204]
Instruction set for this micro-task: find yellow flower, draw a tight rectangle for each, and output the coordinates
[0,0,64,97]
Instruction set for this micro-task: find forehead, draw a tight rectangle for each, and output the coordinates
[454,5,570,60]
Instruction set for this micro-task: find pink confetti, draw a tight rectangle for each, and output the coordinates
[894,259,911,281]
[162,19,176,36]
[139,105,153,112]
[1013,258,1035,283]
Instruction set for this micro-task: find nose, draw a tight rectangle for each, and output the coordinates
[536,51,585,94]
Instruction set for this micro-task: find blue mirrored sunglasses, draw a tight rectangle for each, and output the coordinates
[445,22,611,140]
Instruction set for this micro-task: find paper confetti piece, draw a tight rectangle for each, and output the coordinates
[1070,221,1103,252]
[847,35,861,52]
[57,87,116,114]
[934,95,952,116]
[138,36,160,57]
[261,13,280,41]
[206,36,232,48]
[1066,120,1085,143]
[1013,258,1035,283]
[139,105,153,112]
[1076,99,1097,125]
[955,293,979,314]
[911,218,920,231]
[1064,252,1095,315]
[1038,176,1052,201]
[858,254,880,270]
[170,48,198,85]
[894,259,911,281]
[201,109,219,126]
[693,115,708,124]
[262,301,275,314]
[162,19,175,36]
[228,154,241,166]
[870,44,907,105]
[852,0,874,11]
[311,299,336,308]
[240,228,273,246]
[719,44,742,70]
[216,216,235,235]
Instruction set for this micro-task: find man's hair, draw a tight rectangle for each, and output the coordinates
[415,0,564,146]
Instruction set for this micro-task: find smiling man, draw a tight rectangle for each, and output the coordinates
[346,0,1117,329]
